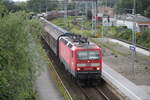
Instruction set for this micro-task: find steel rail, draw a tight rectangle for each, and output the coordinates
[95,88,110,100]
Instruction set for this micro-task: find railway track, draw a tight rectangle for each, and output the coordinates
[78,86,110,100]
[95,88,110,100]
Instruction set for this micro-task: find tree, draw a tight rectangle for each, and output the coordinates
[0,4,7,18]
[0,11,47,100]
[27,0,59,13]
[144,6,150,17]
[115,0,150,17]
[0,0,26,12]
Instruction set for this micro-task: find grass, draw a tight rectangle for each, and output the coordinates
[51,16,102,38]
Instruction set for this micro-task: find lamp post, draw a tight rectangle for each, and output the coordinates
[131,0,136,78]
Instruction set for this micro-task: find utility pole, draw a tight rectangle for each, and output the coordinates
[45,0,48,13]
[64,0,68,29]
[85,1,88,19]
[74,0,77,18]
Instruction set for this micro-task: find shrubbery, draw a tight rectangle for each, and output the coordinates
[137,30,150,48]
[51,17,102,37]
[52,17,150,49]
[0,11,48,100]
[105,26,150,49]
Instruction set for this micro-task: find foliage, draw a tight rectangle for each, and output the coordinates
[0,4,7,18]
[0,0,27,12]
[115,0,150,17]
[104,26,150,48]
[137,30,150,48]
[144,6,150,18]
[0,11,48,100]
[51,17,102,37]
[115,0,133,14]
[67,2,75,10]
[27,0,59,13]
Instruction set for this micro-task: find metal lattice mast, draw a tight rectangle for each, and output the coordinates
[74,0,98,36]
[79,1,84,34]
[85,1,88,19]
[92,0,97,36]
[75,1,78,18]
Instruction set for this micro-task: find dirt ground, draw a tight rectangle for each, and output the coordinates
[95,38,150,86]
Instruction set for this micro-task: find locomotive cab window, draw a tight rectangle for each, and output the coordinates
[77,51,100,60]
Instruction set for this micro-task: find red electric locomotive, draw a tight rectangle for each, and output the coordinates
[41,17,102,82]
[59,34,102,81]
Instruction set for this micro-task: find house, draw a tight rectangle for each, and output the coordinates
[113,14,150,32]
[97,6,115,17]
[96,7,115,23]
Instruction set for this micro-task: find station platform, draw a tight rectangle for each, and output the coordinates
[35,66,63,100]
[105,37,150,56]
[102,63,150,100]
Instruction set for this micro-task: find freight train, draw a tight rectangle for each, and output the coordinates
[40,17,102,83]
[44,10,77,20]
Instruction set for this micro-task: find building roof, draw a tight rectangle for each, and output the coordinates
[116,14,150,23]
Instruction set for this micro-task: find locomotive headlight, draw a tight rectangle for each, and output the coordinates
[96,67,100,70]
[77,63,86,67]
[77,67,81,71]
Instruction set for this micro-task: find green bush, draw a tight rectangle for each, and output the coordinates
[137,30,150,48]
[0,11,48,100]
[0,4,7,18]
[105,26,150,48]
[52,17,150,48]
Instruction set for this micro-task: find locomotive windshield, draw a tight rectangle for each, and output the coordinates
[77,51,100,60]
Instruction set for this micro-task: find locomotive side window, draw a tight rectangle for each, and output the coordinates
[60,38,68,45]
[77,51,100,60]
[64,40,68,45]
[68,43,73,48]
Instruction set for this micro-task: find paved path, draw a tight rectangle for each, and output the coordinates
[35,66,64,100]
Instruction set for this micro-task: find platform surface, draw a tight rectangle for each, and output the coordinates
[102,63,150,100]
[106,37,150,56]
[35,66,63,100]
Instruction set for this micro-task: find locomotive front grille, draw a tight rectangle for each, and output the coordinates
[77,63,100,67]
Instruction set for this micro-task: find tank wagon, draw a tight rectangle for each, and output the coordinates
[40,17,102,82]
